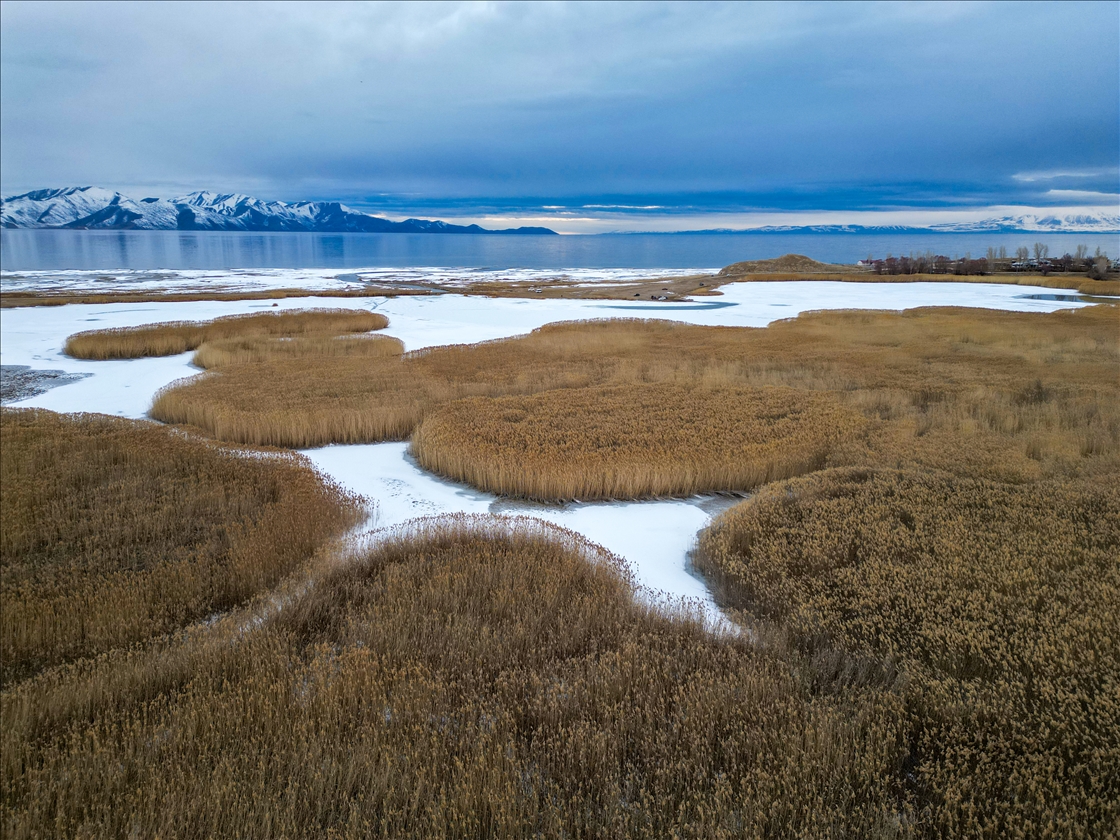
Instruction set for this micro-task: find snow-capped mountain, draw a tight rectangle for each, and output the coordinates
[0,187,557,234]
[723,215,1118,234]
[926,214,1120,233]
[0,187,157,229]
[733,214,1119,234]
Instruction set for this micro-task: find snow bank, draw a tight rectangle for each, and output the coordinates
[301,442,722,620]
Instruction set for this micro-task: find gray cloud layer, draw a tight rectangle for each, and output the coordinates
[2,0,1117,221]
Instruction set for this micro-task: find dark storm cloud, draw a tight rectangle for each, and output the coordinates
[1,0,1117,225]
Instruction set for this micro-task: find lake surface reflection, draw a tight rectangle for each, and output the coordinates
[3,229,1117,271]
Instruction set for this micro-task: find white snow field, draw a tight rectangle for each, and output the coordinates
[301,443,724,618]
[0,277,1094,618]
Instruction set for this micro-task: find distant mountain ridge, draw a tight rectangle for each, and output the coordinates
[662,214,1119,235]
[4,188,1116,235]
[0,187,557,235]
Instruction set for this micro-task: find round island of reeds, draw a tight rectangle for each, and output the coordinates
[410,383,865,500]
[63,308,389,359]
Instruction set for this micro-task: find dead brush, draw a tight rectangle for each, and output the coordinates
[192,333,403,369]
[63,308,388,359]
[1077,278,1120,296]
[2,517,911,838]
[695,467,1120,837]
[0,408,362,685]
[411,383,865,500]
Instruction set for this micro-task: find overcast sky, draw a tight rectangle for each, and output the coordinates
[1,0,1117,231]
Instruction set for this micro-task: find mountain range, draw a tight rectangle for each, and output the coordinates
[0,187,558,235]
[673,214,1120,235]
[3,187,1117,235]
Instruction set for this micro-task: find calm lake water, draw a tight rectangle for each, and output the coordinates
[2,229,1117,271]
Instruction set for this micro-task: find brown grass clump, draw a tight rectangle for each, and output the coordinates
[0,288,414,309]
[192,333,403,369]
[412,384,864,500]
[152,306,1118,493]
[0,408,361,685]
[695,468,1120,838]
[2,517,912,838]
[63,308,388,359]
[1077,278,1120,296]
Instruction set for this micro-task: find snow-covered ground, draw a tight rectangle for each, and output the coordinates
[0,266,714,296]
[371,280,1092,349]
[0,277,1095,620]
[302,443,725,618]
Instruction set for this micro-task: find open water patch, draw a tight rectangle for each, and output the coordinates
[1016,293,1084,302]
[1,365,92,405]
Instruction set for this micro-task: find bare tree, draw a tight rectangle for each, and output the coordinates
[1016,246,1030,261]
[1076,244,1089,261]
[999,246,1007,260]
[1033,242,1049,261]
[1089,256,1110,280]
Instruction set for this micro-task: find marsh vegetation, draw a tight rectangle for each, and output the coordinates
[150,306,1119,495]
[0,409,361,685]
[3,517,912,839]
[412,384,863,500]
[4,297,1116,836]
[64,308,388,359]
[696,468,1119,837]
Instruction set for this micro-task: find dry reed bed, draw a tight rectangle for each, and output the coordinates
[6,304,1118,834]
[2,517,912,838]
[151,306,1119,492]
[1077,278,1120,297]
[1,288,416,309]
[64,308,388,359]
[695,468,1120,838]
[0,409,361,685]
[412,384,864,500]
[191,333,403,368]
